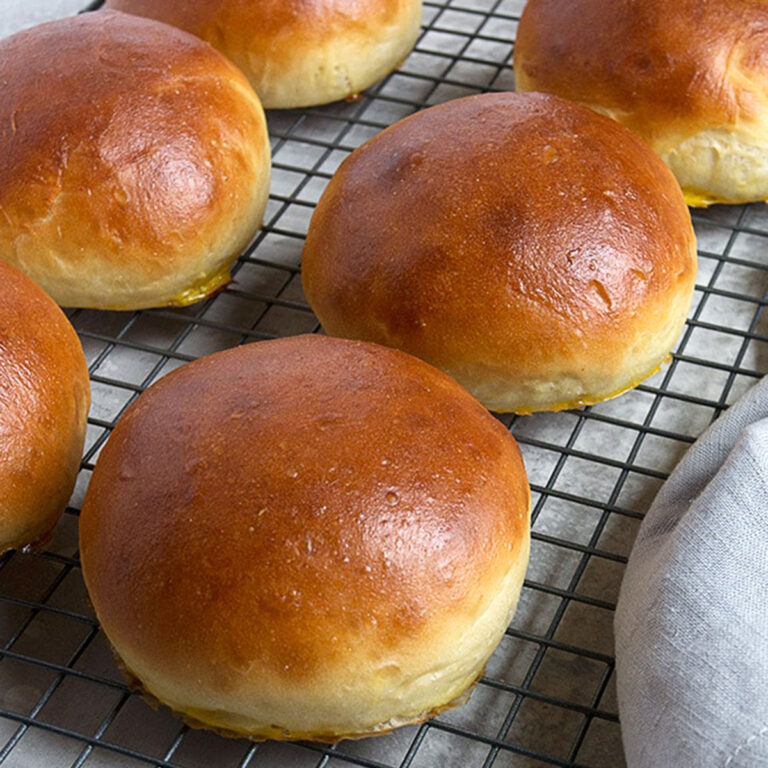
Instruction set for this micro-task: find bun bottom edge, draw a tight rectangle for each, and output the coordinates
[0,521,59,559]
[111,648,480,743]
[683,188,766,208]
[482,353,672,415]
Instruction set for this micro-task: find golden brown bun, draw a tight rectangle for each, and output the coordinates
[104,0,423,109]
[514,0,768,206]
[0,262,90,553]
[0,11,270,309]
[302,92,697,414]
[80,335,529,741]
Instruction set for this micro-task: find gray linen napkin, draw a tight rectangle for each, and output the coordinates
[615,376,768,768]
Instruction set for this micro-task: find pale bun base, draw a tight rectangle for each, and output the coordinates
[522,85,768,208]
[247,8,423,109]
[0,516,58,559]
[105,1,423,110]
[453,354,670,416]
[453,259,694,414]
[7,179,268,311]
[662,127,768,208]
[112,543,527,742]
[585,103,768,208]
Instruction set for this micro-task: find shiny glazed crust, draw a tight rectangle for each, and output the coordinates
[0,11,271,309]
[301,92,698,413]
[0,263,90,553]
[104,0,423,109]
[79,335,530,741]
[514,0,768,205]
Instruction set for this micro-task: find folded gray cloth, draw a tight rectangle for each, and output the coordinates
[615,376,768,768]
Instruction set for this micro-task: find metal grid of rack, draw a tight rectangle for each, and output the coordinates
[1,0,767,766]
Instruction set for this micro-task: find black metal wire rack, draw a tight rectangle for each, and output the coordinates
[1,0,767,766]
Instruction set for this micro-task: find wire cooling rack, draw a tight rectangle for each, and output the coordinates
[1,1,767,766]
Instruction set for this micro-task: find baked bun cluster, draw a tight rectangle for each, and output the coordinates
[0,11,270,310]
[104,0,423,109]
[6,0,717,748]
[514,0,768,206]
[302,92,697,414]
[0,262,90,554]
[80,335,530,741]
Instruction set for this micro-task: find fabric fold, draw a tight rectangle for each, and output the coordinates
[615,376,768,768]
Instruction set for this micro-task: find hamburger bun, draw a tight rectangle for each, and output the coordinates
[79,335,530,741]
[104,0,423,109]
[301,92,698,413]
[0,262,90,553]
[0,11,270,309]
[514,0,768,206]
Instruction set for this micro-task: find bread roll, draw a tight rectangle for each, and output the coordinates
[301,92,698,414]
[514,0,768,206]
[0,262,90,553]
[79,335,530,741]
[104,0,423,109]
[0,11,270,310]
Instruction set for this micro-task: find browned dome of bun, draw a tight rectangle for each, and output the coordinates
[79,335,530,742]
[0,262,90,553]
[104,0,423,109]
[302,92,697,414]
[514,0,768,206]
[0,11,270,310]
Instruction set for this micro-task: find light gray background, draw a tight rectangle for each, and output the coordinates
[1,0,85,38]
